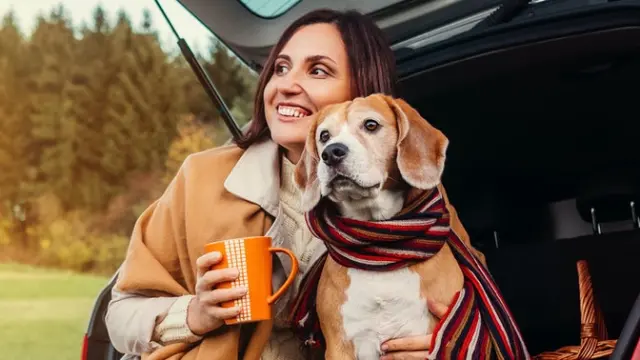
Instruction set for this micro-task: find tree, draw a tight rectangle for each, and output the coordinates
[66,5,120,210]
[164,114,215,184]
[0,12,29,209]
[100,13,182,192]
[180,39,257,142]
[24,9,78,209]
[141,8,153,33]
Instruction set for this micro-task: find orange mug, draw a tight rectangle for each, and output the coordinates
[204,236,299,324]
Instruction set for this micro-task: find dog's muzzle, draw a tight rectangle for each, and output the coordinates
[322,143,349,167]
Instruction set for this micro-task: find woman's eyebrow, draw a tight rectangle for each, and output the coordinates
[306,55,336,65]
[276,54,337,65]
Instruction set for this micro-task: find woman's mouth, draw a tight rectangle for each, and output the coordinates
[277,104,312,119]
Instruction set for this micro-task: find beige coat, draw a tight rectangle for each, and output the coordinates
[105,139,484,360]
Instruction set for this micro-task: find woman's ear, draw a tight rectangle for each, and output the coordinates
[294,115,322,212]
[381,95,449,189]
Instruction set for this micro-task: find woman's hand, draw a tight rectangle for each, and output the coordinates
[379,299,450,360]
[186,251,248,335]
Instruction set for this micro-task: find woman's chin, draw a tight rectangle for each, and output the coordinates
[271,134,305,158]
[271,134,305,148]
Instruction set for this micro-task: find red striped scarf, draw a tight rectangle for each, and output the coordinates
[289,188,530,359]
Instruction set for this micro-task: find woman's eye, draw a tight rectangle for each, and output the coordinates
[364,119,379,132]
[319,130,330,143]
[275,64,289,75]
[311,67,329,76]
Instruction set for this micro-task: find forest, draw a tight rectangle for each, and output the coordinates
[0,5,257,275]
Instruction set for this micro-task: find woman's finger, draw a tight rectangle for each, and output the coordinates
[196,267,239,292]
[380,350,430,360]
[381,334,432,352]
[208,304,242,320]
[196,251,223,278]
[205,286,247,305]
[427,298,449,319]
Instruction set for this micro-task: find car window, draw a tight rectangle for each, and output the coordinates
[239,0,301,18]
[0,1,256,357]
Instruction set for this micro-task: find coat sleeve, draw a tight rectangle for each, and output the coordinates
[105,282,185,355]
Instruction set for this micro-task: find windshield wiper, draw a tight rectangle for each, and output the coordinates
[154,0,243,141]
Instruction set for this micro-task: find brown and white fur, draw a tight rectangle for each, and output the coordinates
[293,94,465,360]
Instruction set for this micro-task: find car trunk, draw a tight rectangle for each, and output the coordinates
[408,27,640,354]
[84,1,640,359]
[179,0,640,355]
[395,4,640,355]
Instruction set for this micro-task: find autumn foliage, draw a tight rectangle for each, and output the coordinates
[0,5,257,274]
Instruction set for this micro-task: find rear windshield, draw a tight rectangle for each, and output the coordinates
[239,0,300,18]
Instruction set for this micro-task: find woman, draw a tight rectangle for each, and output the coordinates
[106,8,473,360]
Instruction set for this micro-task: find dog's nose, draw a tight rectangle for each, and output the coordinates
[321,143,349,166]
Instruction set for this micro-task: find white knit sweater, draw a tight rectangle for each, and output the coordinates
[260,156,322,360]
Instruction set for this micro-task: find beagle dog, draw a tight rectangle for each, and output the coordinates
[294,94,465,359]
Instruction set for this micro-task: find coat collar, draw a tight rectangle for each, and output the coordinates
[223,139,282,217]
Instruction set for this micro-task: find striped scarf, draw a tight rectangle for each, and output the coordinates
[289,188,530,359]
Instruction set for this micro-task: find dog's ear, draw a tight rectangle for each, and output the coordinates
[294,114,322,212]
[382,95,449,189]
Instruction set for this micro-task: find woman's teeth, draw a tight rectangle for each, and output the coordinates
[277,105,309,118]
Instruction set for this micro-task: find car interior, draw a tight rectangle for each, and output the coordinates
[83,0,640,359]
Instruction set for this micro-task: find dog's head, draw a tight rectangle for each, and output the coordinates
[294,94,449,212]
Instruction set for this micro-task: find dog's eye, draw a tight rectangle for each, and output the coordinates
[319,130,330,143]
[363,119,379,132]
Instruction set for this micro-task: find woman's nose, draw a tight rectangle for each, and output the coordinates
[276,71,303,95]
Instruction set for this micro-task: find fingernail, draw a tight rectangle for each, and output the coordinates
[237,286,248,294]
[211,251,221,260]
[381,344,388,351]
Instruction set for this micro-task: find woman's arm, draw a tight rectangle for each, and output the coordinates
[104,154,202,356]
[105,285,192,355]
[105,152,246,355]
[103,155,200,355]
[106,259,244,355]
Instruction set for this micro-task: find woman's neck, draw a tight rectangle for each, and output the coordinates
[282,146,303,164]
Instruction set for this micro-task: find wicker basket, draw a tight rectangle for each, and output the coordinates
[533,260,618,360]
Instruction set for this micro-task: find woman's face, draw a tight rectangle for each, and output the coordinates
[263,23,352,163]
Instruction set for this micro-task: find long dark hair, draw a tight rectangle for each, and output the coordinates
[234,9,398,149]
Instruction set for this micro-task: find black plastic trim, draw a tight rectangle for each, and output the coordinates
[372,0,503,46]
[397,3,640,80]
[610,293,640,360]
[84,272,122,360]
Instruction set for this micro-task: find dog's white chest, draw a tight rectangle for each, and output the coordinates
[341,267,430,360]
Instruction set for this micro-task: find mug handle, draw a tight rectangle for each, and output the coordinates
[266,247,299,304]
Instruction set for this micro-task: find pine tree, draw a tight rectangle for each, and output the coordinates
[0,12,29,210]
[101,11,182,191]
[66,5,119,210]
[24,9,78,209]
[141,8,153,33]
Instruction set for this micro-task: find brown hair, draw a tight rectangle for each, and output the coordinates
[234,9,398,149]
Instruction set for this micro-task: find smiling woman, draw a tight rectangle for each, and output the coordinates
[263,22,353,163]
[236,9,398,162]
[104,7,470,360]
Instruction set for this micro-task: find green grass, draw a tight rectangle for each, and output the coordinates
[0,262,109,360]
